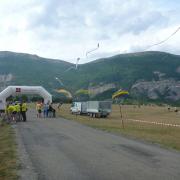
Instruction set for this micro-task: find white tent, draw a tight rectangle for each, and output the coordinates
[0,86,52,110]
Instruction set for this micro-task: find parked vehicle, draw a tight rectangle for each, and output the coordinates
[70,102,87,114]
[81,102,88,114]
[87,101,112,118]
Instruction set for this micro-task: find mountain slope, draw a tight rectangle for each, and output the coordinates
[1,51,180,102]
[0,51,72,93]
[65,51,180,88]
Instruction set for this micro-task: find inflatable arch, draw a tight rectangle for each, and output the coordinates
[0,86,52,110]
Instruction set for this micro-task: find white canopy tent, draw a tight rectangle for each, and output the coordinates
[0,86,52,110]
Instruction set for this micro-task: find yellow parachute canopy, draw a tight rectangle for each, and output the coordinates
[55,89,72,99]
[75,89,89,96]
[112,90,129,99]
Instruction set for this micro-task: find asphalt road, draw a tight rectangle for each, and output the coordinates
[15,109,180,180]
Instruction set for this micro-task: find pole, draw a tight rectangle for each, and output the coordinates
[119,104,124,129]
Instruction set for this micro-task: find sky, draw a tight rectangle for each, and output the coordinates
[0,0,180,63]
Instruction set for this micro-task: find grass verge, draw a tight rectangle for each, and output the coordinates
[0,120,17,180]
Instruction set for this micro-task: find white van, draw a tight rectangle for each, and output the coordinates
[70,102,87,114]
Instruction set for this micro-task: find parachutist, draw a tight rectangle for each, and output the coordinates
[64,57,80,72]
[76,57,80,69]
[86,43,100,57]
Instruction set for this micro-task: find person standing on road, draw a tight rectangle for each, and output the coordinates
[43,103,49,118]
[15,102,21,122]
[48,103,56,118]
[7,103,14,123]
[6,103,12,123]
[36,102,42,118]
[21,101,27,122]
[12,103,17,123]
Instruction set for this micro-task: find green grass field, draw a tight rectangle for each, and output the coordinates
[57,104,180,151]
[0,121,17,180]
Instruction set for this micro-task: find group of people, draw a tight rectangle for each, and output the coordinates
[1,101,57,123]
[4,101,27,123]
[36,101,56,118]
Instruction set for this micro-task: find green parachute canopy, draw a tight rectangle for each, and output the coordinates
[75,89,90,96]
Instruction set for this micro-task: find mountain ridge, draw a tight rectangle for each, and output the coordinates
[1,50,180,102]
[0,51,73,65]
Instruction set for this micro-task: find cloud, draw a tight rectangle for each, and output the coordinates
[0,0,179,63]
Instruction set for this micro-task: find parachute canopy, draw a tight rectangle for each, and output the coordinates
[112,90,129,99]
[75,89,89,96]
[55,89,72,99]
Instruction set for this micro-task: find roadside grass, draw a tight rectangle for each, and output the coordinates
[57,104,180,151]
[0,120,17,180]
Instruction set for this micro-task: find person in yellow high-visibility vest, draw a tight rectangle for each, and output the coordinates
[12,103,17,123]
[21,101,27,122]
[8,104,14,113]
[8,103,15,123]
[15,102,21,122]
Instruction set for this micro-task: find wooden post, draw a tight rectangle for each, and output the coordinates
[119,104,124,129]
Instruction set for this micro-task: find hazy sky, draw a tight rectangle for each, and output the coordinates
[0,0,180,63]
